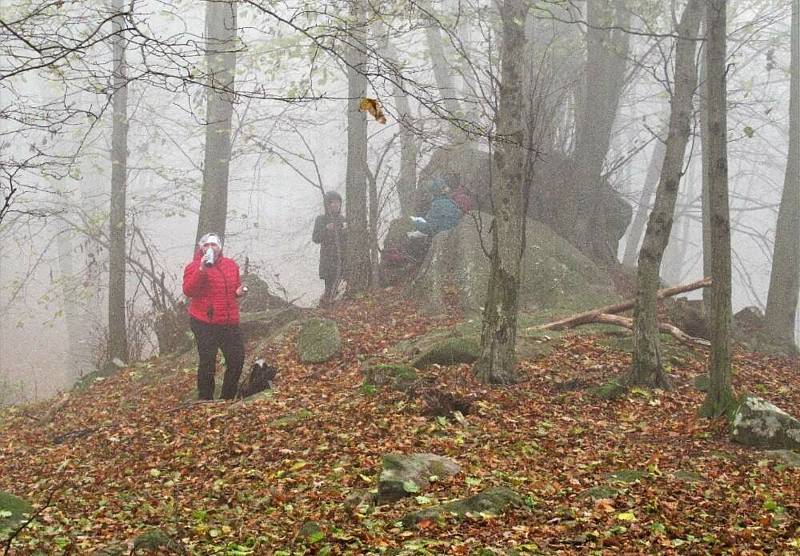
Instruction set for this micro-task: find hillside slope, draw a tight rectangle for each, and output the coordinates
[1,293,799,555]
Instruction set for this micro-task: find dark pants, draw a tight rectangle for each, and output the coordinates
[189,318,244,400]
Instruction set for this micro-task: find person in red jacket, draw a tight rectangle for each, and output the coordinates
[183,233,247,400]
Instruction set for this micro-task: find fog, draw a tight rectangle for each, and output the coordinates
[1,0,797,403]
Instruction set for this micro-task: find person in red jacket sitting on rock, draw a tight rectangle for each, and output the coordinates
[183,233,247,400]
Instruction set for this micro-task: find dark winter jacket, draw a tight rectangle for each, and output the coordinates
[416,195,462,236]
[312,214,345,281]
[183,250,242,325]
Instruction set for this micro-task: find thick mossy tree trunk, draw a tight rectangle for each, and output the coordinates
[626,0,702,389]
[700,0,737,419]
[196,0,237,243]
[345,0,371,296]
[764,0,799,352]
[474,0,528,385]
[108,0,128,363]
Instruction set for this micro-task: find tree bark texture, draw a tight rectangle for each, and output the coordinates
[622,132,666,267]
[421,0,463,133]
[764,0,799,351]
[699,29,713,315]
[377,24,418,217]
[475,0,528,385]
[345,0,371,295]
[701,0,736,418]
[108,0,128,363]
[627,0,702,389]
[196,0,237,244]
[572,0,630,265]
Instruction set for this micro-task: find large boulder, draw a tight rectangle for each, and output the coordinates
[401,487,524,527]
[296,318,341,363]
[408,214,618,315]
[377,453,460,504]
[418,145,632,264]
[0,490,33,531]
[239,272,293,313]
[731,395,800,450]
[411,336,481,368]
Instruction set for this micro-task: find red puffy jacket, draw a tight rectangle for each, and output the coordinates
[183,250,241,325]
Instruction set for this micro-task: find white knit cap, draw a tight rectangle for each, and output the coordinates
[198,233,222,248]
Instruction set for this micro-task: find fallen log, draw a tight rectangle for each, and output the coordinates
[529,277,712,332]
[591,313,711,348]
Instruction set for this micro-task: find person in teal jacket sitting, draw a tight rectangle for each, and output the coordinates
[408,176,462,238]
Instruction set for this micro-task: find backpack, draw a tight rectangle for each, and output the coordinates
[240,359,278,398]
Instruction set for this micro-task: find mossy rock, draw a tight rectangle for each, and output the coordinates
[0,490,33,531]
[731,395,800,450]
[395,318,557,371]
[240,307,303,343]
[270,408,313,430]
[767,450,800,469]
[364,363,418,391]
[597,333,700,363]
[605,469,648,484]
[578,485,619,500]
[694,374,710,392]
[238,273,292,313]
[591,380,627,400]
[133,528,181,551]
[412,336,481,368]
[401,487,524,527]
[377,453,461,504]
[298,520,325,544]
[672,470,704,483]
[297,318,341,363]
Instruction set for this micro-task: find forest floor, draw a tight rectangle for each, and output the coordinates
[1,291,799,555]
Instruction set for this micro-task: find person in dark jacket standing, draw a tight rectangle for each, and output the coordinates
[183,233,247,400]
[312,191,345,306]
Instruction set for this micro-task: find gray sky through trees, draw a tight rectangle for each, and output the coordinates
[0,0,796,402]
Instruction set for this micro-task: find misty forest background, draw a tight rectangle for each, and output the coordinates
[2,0,800,553]
[0,0,797,402]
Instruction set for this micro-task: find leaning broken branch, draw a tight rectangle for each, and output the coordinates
[529,277,712,331]
[590,313,711,347]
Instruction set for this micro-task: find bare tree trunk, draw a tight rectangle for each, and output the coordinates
[572,0,630,265]
[108,0,128,363]
[626,0,702,389]
[367,170,380,287]
[701,0,736,419]
[764,0,799,351]
[394,87,418,217]
[699,32,713,315]
[474,0,528,385]
[421,0,462,130]
[622,133,667,267]
[345,0,371,295]
[56,223,92,378]
[662,188,689,286]
[196,0,237,243]
[378,26,418,217]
